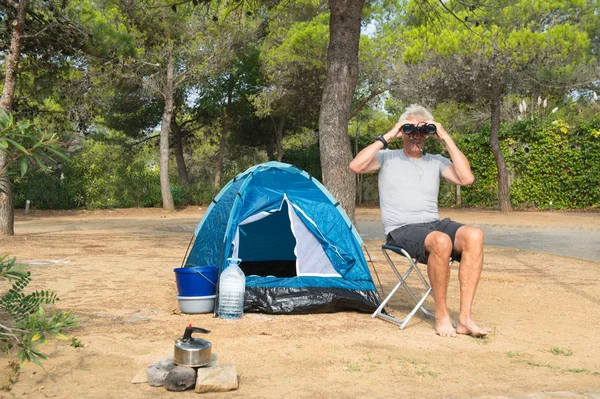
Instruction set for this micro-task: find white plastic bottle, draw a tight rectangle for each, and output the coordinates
[217,258,245,319]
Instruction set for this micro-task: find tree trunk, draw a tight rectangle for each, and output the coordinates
[0,0,28,236]
[354,122,362,205]
[0,168,13,235]
[213,117,228,191]
[275,116,285,162]
[490,96,512,213]
[170,116,189,187]
[159,48,175,211]
[318,0,364,223]
[266,124,275,161]
[213,73,234,191]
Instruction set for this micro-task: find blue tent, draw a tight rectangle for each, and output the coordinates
[185,162,380,314]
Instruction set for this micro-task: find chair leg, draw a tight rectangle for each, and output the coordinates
[373,245,455,329]
[400,287,432,330]
[381,247,435,320]
[371,279,410,325]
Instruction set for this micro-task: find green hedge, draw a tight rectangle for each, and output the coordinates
[14,140,164,210]
[13,170,81,210]
[455,116,600,209]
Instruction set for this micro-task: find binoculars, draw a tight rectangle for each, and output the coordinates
[401,123,437,135]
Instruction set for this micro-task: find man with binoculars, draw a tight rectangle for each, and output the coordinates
[349,104,490,338]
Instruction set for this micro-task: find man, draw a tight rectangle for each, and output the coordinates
[349,104,490,337]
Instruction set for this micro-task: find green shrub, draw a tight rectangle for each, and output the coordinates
[178,182,215,205]
[0,255,77,366]
[453,116,600,209]
[506,117,600,209]
[282,144,322,180]
[453,124,501,207]
[14,138,163,209]
[67,140,162,209]
[13,169,82,210]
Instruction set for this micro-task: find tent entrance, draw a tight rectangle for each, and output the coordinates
[237,200,298,277]
[232,198,340,278]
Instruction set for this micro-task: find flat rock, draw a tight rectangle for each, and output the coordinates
[195,364,238,393]
[131,368,148,384]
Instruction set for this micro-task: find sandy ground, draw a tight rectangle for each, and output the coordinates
[1,206,599,399]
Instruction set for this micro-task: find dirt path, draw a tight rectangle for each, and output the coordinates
[1,207,599,399]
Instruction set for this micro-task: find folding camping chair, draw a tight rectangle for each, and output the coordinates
[371,245,454,330]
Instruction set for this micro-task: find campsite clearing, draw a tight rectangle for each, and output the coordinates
[1,207,599,399]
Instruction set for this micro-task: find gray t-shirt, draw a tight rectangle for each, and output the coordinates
[375,150,452,235]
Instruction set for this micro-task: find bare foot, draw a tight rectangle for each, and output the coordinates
[435,317,457,337]
[456,318,491,337]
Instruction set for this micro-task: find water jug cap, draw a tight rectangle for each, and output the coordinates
[227,257,241,265]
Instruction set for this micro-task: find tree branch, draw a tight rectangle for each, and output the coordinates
[22,21,57,39]
[124,133,160,148]
[347,88,387,121]
[437,0,482,35]
[0,322,25,343]
[173,53,216,87]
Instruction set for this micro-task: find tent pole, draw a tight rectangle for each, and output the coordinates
[363,244,386,306]
[180,235,196,268]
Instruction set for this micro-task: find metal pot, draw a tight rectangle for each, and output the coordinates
[173,326,212,367]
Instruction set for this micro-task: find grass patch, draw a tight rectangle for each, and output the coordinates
[364,356,382,365]
[564,368,588,373]
[510,357,598,375]
[514,359,560,370]
[344,362,361,372]
[396,356,420,366]
[343,356,382,373]
[541,347,574,357]
[394,357,440,378]
[366,364,378,373]
[416,367,440,378]
[364,356,381,373]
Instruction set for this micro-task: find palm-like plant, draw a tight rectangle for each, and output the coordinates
[0,255,77,366]
[0,109,68,235]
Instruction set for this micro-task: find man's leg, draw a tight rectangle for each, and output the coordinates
[424,231,455,337]
[453,226,491,336]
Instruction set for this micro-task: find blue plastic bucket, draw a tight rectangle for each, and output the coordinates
[174,266,218,297]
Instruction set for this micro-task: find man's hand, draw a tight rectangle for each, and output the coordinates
[426,120,452,144]
[384,121,407,143]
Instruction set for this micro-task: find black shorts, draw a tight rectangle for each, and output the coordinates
[386,218,464,264]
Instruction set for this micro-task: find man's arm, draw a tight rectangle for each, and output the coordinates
[349,123,403,174]
[429,121,474,186]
